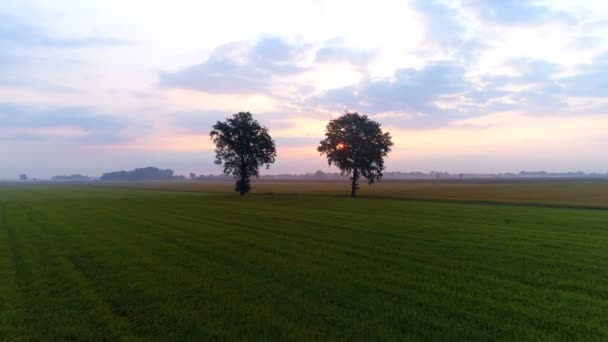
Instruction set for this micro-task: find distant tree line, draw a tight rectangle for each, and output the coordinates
[87,110,608,197]
[52,174,91,181]
[100,167,185,181]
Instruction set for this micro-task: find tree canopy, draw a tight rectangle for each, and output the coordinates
[100,167,178,181]
[318,112,393,197]
[210,112,277,195]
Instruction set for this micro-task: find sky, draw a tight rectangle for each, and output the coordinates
[1,0,608,178]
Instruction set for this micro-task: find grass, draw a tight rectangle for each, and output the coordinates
[94,178,608,208]
[1,184,608,340]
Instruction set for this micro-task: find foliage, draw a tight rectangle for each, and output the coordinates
[100,167,176,181]
[210,112,276,195]
[51,174,91,182]
[318,112,393,196]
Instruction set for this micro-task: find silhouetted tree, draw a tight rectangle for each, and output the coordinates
[318,112,393,197]
[313,170,328,179]
[210,112,277,195]
[19,174,28,181]
[189,172,197,180]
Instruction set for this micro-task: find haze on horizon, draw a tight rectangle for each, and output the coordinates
[1,0,608,179]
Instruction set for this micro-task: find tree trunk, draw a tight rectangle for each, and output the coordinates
[351,169,358,197]
[238,175,247,196]
[237,163,248,196]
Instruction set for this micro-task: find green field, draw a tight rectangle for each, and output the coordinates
[96,179,608,208]
[1,184,608,340]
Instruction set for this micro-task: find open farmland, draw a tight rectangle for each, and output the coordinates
[96,178,608,209]
[1,185,608,340]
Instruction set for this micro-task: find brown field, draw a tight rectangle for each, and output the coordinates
[93,178,608,209]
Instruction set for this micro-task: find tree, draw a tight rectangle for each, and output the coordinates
[100,167,176,181]
[19,174,28,181]
[313,170,328,179]
[210,112,277,195]
[318,112,393,197]
[189,172,197,180]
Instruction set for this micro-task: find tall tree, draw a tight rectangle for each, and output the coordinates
[210,112,277,195]
[318,112,393,197]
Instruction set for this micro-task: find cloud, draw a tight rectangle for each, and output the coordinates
[251,37,298,67]
[163,88,281,113]
[314,39,376,70]
[315,61,468,124]
[413,0,469,52]
[460,0,558,24]
[3,0,608,176]
[386,111,608,171]
[160,36,306,94]
[0,103,128,142]
[561,53,608,97]
[312,48,608,130]
[0,12,127,48]
[468,55,608,114]
[461,59,565,113]
[170,111,235,134]
[274,136,320,148]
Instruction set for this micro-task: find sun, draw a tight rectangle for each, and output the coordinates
[336,143,345,150]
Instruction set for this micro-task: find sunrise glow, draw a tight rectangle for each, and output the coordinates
[2,0,608,178]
